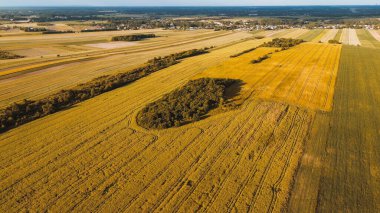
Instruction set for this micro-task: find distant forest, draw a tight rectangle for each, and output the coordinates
[1,6,380,22]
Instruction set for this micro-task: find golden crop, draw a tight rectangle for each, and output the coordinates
[0,37,342,212]
[198,43,341,111]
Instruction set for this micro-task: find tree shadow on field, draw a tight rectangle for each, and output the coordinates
[199,79,245,122]
[60,104,78,112]
[223,79,245,104]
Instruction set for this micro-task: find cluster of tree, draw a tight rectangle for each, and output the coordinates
[0,50,24,60]
[260,38,304,49]
[0,48,210,133]
[251,54,271,64]
[328,39,342,44]
[20,27,47,32]
[137,78,238,129]
[230,47,257,58]
[111,34,156,41]
[42,30,75,34]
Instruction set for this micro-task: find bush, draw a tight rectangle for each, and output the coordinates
[0,48,210,133]
[137,78,238,129]
[111,34,156,41]
[260,38,304,48]
[251,54,270,64]
[328,39,341,44]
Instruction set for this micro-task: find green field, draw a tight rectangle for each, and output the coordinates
[289,45,380,212]
[356,29,380,48]
[297,29,325,42]
[334,29,343,41]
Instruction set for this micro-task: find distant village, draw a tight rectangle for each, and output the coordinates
[1,14,379,32]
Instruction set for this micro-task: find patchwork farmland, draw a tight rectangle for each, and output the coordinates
[0,18,379,213]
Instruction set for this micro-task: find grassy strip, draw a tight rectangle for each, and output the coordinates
[137,78,238,129]
[0,48,210,133]
[334,29,343,41]
[355,29,380,48]
[297,29,324,42]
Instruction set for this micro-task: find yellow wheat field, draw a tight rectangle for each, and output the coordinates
[0,40,341,212]
[198,42,341,111]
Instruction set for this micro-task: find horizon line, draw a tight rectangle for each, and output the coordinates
[1,4,380,7]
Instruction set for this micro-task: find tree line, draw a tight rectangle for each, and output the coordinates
[251,54,271,64]
[42,30,75,34]
[111,34,156,41]
[137,78,238,129]
[0,50,24,60]
[0,48,210,133]
[81,28,118,32]
[20,27,47,32]
[230,47,257,58]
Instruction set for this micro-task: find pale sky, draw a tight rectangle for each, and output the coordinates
[1,0,380,7]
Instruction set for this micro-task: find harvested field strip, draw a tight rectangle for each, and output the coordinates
[253,29,286,38]
[340,28,361,46]
[368,29,380,42]
[296,29,324,42]
[280,29,309,39]
[348,29,361,46]
[356,29,380,48]
[0,29,162,50]
[1,36,317,212]
[320,29,339,43]
[289,46,380,213]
